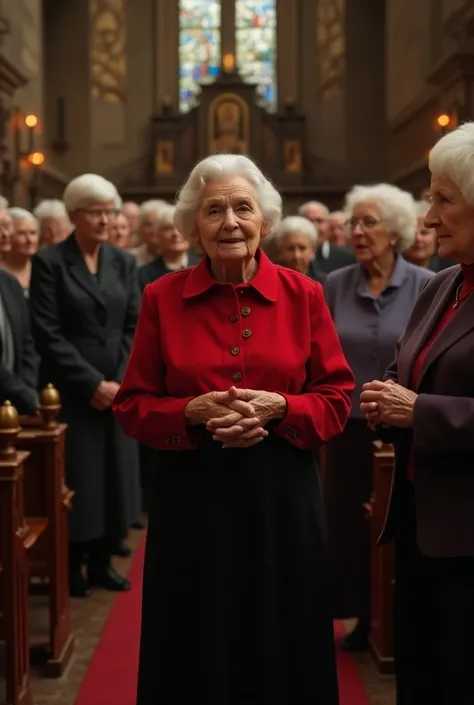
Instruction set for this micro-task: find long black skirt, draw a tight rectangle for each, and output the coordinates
[137,433,339,705]
[324,419,375,619]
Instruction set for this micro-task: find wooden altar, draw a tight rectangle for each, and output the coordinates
[121,70,346,209]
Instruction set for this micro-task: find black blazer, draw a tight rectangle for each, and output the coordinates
[29,234,140,402]
[315,244,355,274]
[137,254,200,293]
[0,269,38,413]
[308,260,327,285]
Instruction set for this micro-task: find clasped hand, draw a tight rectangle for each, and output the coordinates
[186,386,286,448]
[360,379,418,429]
[90,380,121,411]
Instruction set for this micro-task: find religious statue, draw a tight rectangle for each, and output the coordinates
[209,95,249,154]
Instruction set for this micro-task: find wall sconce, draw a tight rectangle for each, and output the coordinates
[28,151,45,166]
[435,111,457,133]
[12,107,41,175]
[222,53,235,73]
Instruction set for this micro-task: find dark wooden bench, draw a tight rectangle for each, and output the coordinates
[18,385,74,677]
[365,440,395,675]
[0,400,44,705]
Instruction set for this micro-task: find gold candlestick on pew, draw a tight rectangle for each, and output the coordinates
[39,383,61,429]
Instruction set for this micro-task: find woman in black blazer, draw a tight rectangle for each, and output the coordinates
[29,174,141,597]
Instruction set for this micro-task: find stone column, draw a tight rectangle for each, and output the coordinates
[344,0,387,183]
[43,0,91,176]
[276,0,299,111]
[155,0,179,112]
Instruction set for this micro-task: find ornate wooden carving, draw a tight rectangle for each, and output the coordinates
[145,69,307,194]
[90,0,127,103]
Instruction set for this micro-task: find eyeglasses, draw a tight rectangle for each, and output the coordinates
[79,208,119,220]
[344,217,383,231]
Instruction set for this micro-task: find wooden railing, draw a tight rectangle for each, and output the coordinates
[0,400,35,705]
[18,384,74,676]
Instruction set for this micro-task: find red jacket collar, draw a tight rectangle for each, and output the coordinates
[183,248,278,302]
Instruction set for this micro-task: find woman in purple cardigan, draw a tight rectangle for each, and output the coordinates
[324,183,433,651]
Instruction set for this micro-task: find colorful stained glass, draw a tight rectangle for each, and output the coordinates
[179,0,221,113]
[236,1,277,111]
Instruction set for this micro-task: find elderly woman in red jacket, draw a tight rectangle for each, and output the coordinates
[113,154,354,705]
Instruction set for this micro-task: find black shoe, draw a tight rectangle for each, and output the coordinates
[342,624,369,652]
[88,565,131,591]
[69,571,92,598]
[112,540,132,558]
[131,519,146,530]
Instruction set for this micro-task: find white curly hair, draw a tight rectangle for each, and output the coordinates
[344,183,418,251]
[274,216,318,247]
[174,154,282,240]
[429,122,474,206]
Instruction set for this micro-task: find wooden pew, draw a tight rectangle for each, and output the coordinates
[17,385,74,677]
[0,401,35,705]
[365,440,395,675]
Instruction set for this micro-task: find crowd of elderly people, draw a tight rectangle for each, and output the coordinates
[1,121,473,704]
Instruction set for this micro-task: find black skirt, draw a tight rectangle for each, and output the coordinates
[324,419,375,619]
[137,432,339,705]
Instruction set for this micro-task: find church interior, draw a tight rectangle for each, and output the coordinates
[1,0,474,704]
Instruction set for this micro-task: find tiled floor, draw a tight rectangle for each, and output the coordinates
[1,527,396,705]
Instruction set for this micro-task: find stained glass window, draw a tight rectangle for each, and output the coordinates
[236,1,277,112]
[179,0,221,113]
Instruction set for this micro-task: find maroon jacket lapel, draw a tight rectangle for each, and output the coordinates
[397,268,461,389]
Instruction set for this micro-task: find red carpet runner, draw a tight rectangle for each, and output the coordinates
[75,538,371,705]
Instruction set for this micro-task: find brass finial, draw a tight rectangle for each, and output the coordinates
[39,384,61,429]
[0,400,20,457]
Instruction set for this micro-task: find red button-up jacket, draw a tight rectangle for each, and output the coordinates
[113,250,354,451]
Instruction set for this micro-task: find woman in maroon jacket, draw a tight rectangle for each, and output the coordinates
[361,122,474,705]
[113,154,354,705]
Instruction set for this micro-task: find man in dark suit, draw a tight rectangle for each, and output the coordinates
[0,268,38,413]
[299,200,355,273]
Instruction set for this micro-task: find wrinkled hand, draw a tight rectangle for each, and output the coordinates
[90,380,120,411]
[184,388,257,430]
[207,387,287,448]
[360,379,417,428]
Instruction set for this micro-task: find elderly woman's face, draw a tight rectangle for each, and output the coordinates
[70,200,116,244]
[0,210,13,253]
[159,221,188,257]
[279,232,314,273]
[12,218,39,257]
[426,175,474,264]
[349,200,395,264]
[140,211,158,245]
[41,216,70,247]
[108,212,130,249]
[404,214,436,265]
[195,177,264,262]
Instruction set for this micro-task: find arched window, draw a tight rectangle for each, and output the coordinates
[179,0,221,113]
[235,1,277,112]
